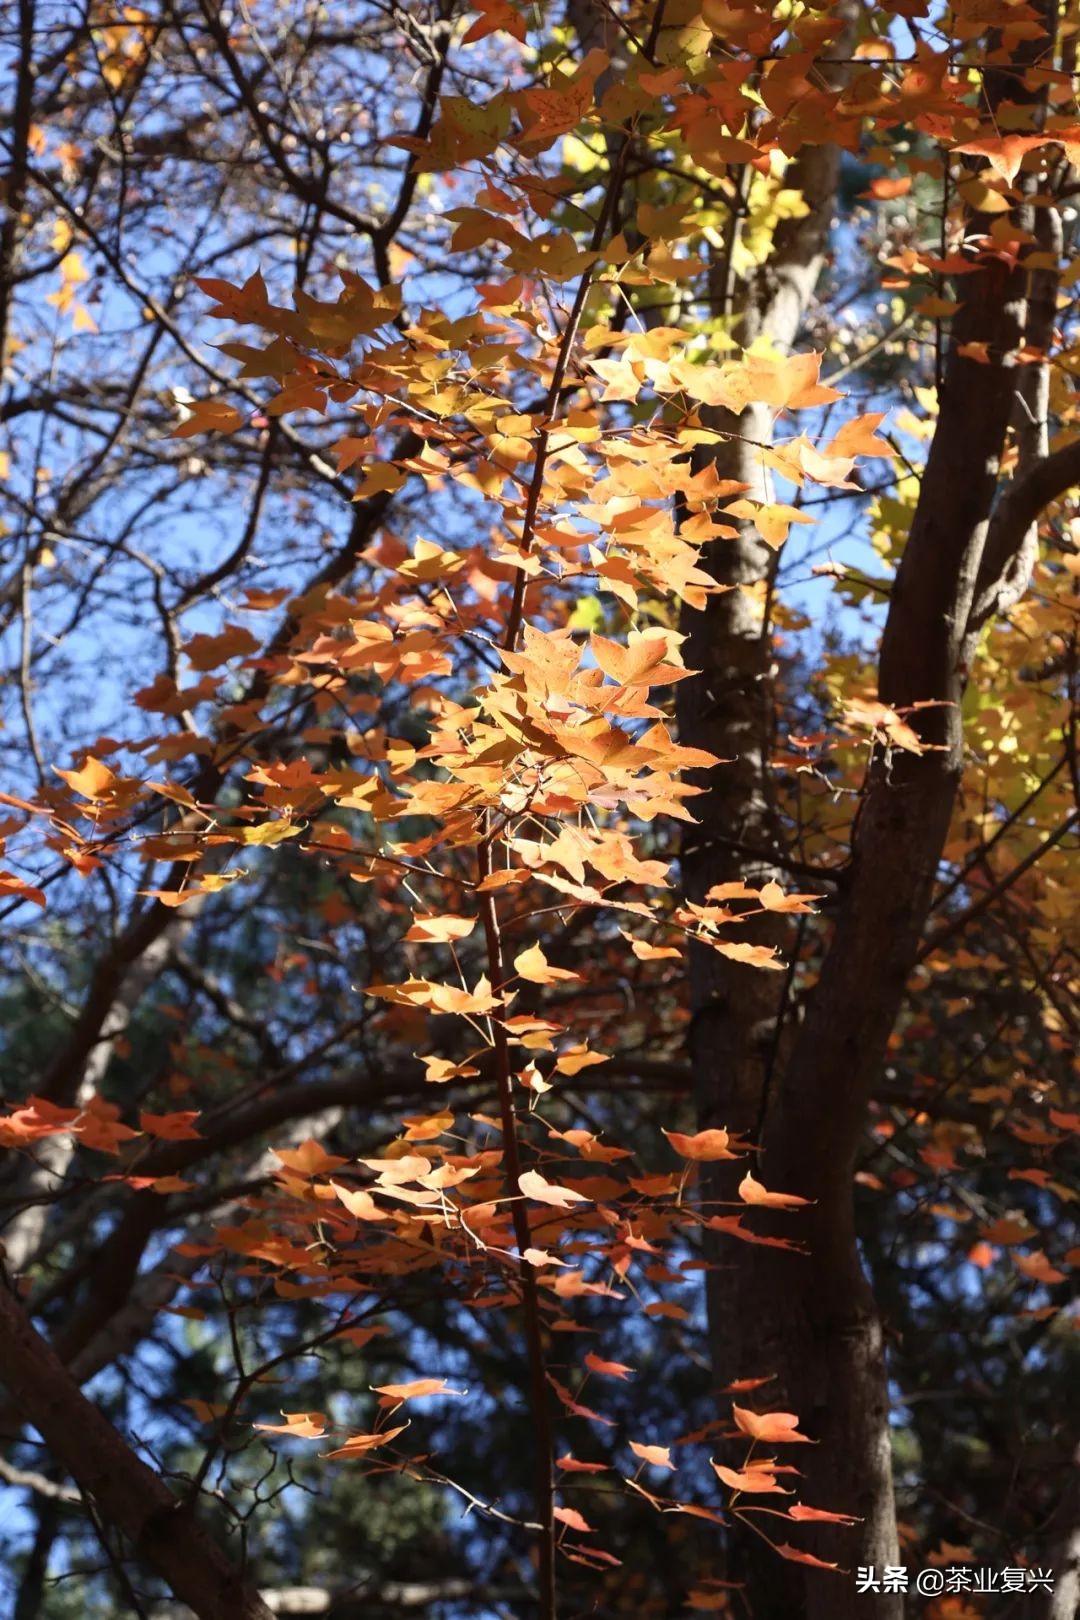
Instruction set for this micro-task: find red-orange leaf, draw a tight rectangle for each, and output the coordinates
[630,1440,674,1470]
[557,1454,608,1473]
[553,1506,595,1533]
[0,872,46,908]
[773,1543,842,1571]
[712,1460,790,1494]
[584,1352,634,1379]
[323,1425,407,1459]
[786,1503,861,1525]
[139,1110,202,1141]
[732,1407,814,1445]
[663,1128,739,1161]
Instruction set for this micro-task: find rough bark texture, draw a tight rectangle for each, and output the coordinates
[0,1279,275,1620]
[1038,1444,1080,1620]
[674,24,901,1617]
[676,19,1062,1619]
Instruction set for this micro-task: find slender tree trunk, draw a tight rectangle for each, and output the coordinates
[13,1492,61,1620]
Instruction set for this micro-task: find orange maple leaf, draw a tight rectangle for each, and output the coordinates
[732,1407,814,1445]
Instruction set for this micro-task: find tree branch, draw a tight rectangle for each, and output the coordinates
[971,436,1080,629]
[0,1455,81,1504]
[0,1279,275,1620]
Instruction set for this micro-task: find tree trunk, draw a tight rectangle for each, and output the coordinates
[0,1279,276,1620]
[1036,1445,1080,1620]
[676,17,1060,1617]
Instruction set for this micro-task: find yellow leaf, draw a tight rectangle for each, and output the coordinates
[404,913,476,943]
[513,943,581,984]
[374,1378,464,1401]
[54,755,118,799]
[518,1169,590,1207]
[254,1412,327,1438]
[170,399,245,438]
[738,1172,810,1209]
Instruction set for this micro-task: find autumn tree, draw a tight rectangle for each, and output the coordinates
[1,2,1078,1619]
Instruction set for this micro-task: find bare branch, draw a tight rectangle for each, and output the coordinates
[0,1278,275,1620]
